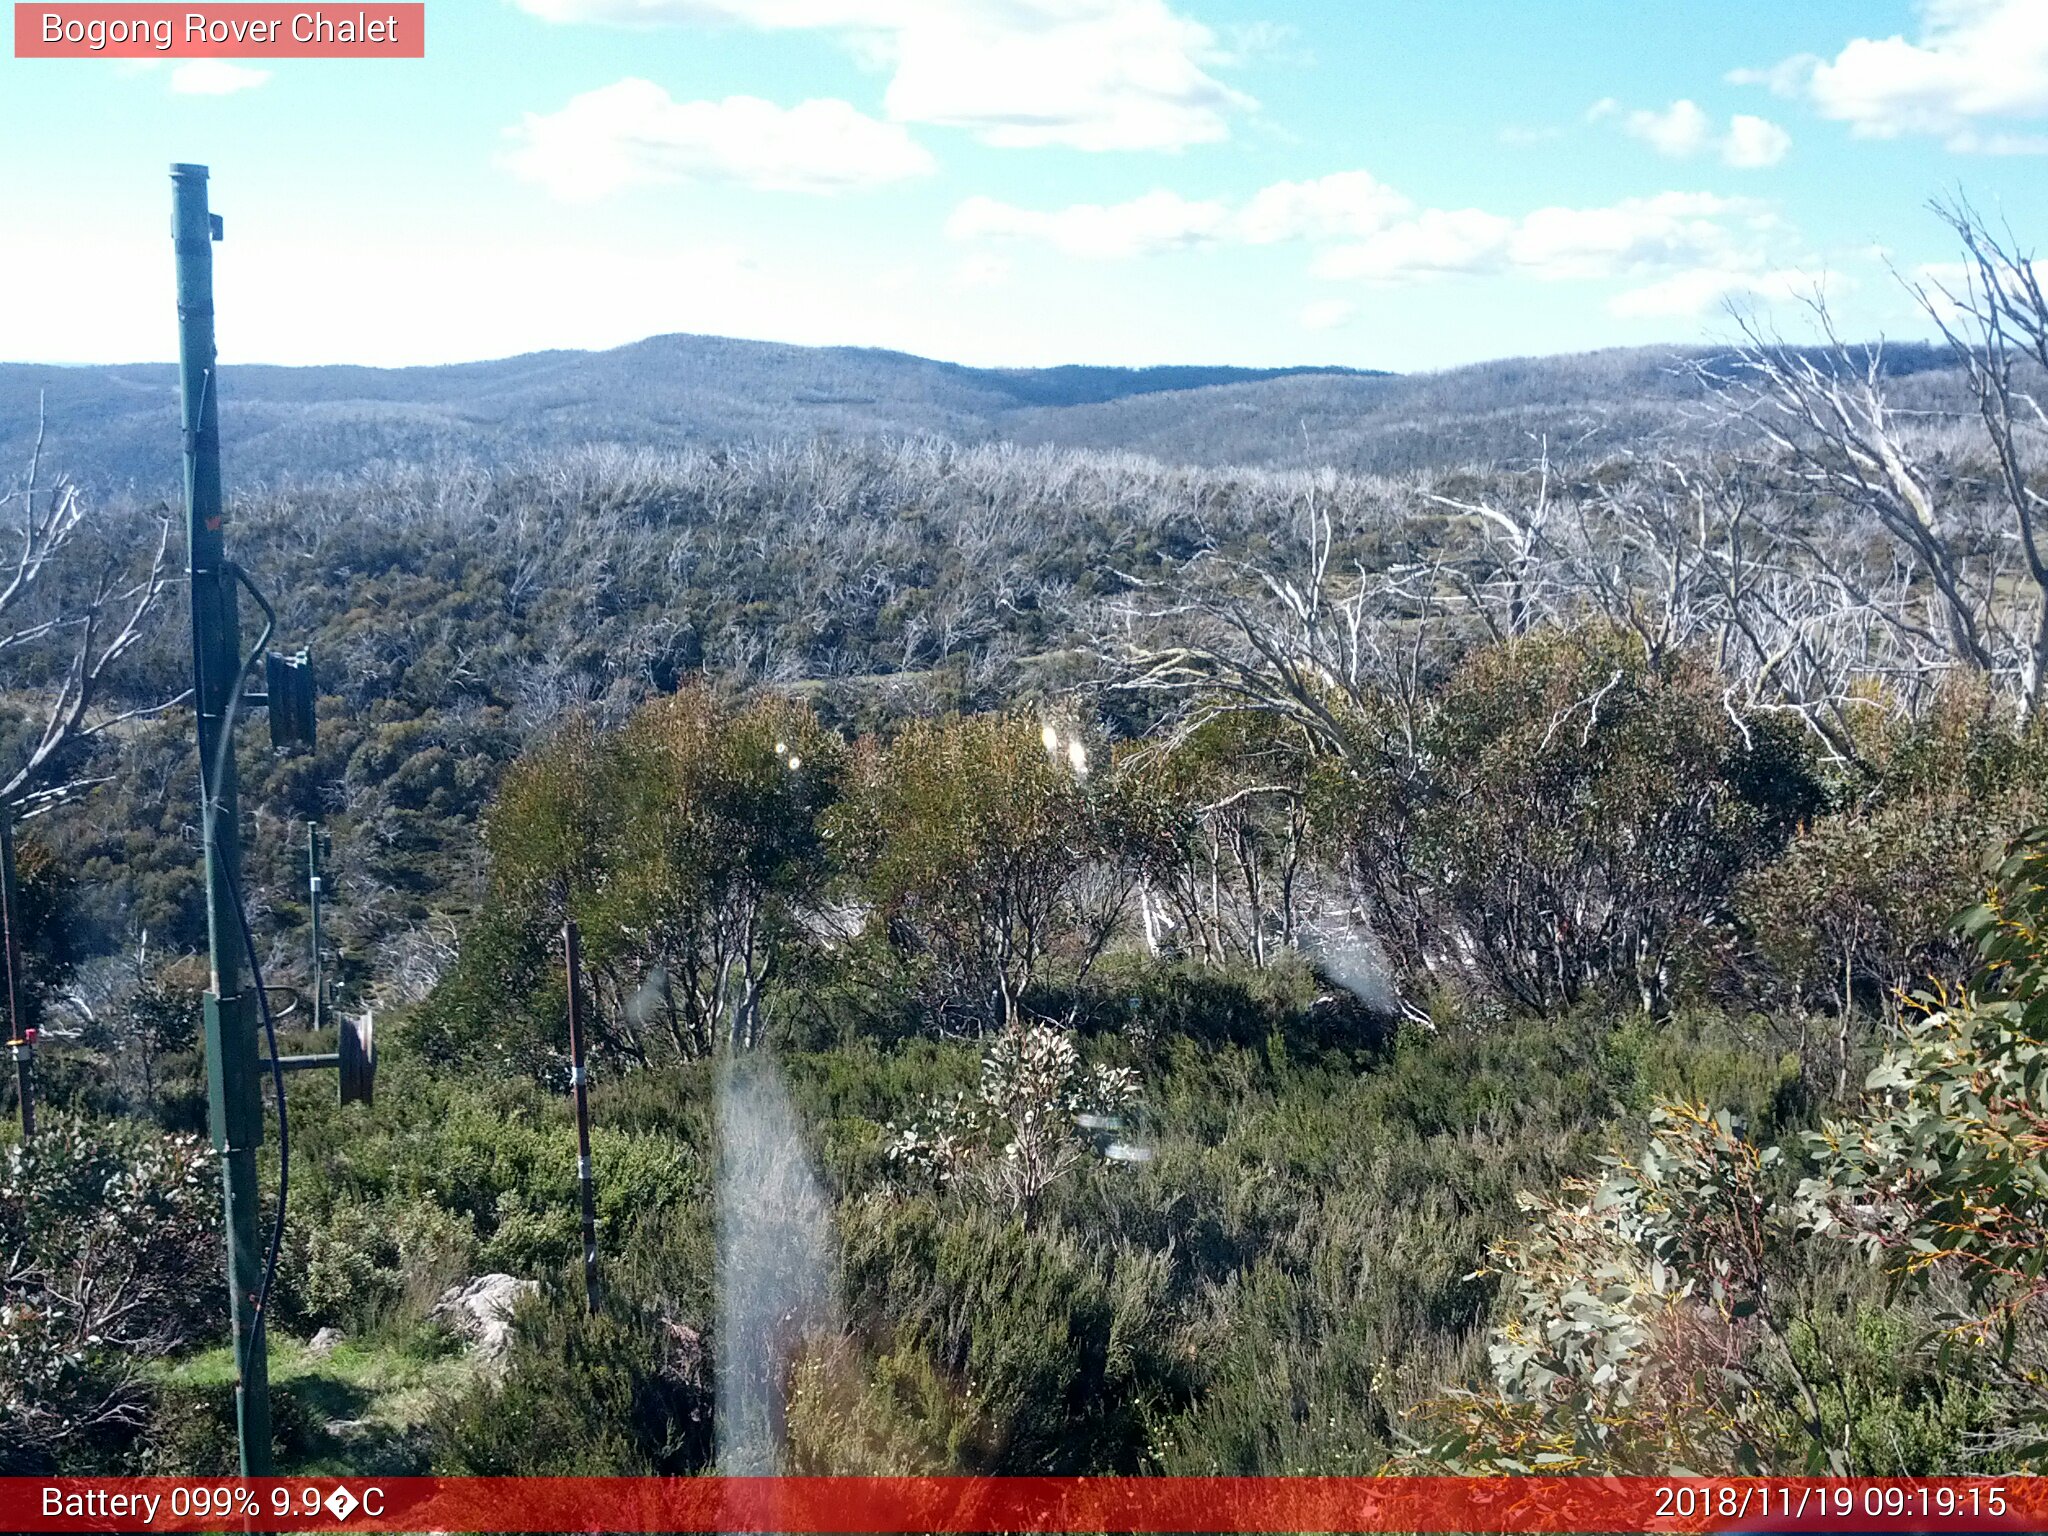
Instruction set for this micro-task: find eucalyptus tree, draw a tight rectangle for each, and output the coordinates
[481,685,843,1061]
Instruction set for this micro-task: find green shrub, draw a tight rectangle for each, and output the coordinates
[840,1198,1180,1474]
[1,1115,220,1472]
[143,1377,317,1476]
[844,713,1132,1033]
[1737,689,2048,1054]
[432,1283,711,1475]
[1350,627,1823,1015]
[283,1198,478,1336]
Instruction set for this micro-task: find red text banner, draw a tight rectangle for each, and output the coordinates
[4,1476,2043,1534]
[15,5,425,57]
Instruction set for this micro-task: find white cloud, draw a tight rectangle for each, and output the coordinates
[1626,99,1715,157]
[1319,192,1772,285]
[1741,0,2048,150]
[1600,98,1792,167]
[1215,20,1308,68]
[949,172,1412,260]
[1313,208,1515,281]
[1942,127,2048,153]
[504,81,935,200]
[1724,114,1793,167]
[1298,298,1357,332]
[1608,266,1815,319]
[170,61,271,95]
[1235,172,1413,244]
[951,252,1012,290]
[952,178,1793,295]
[1515,194,1744,278]
[886,3,1248,151]
[1726,56,1818,97]
[509,0,1252,151]
[947,190,1230,259]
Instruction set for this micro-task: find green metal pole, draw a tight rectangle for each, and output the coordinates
[173,162,272,1476]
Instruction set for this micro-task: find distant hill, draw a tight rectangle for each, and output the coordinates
[0,330,1962,490]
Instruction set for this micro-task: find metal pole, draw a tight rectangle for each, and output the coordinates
[564,919,601,1315]
[174,162,271,1476]
[307,823,324,1036]
[2,808,33,1141]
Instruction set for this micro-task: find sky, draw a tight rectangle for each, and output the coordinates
[2,0,2046,372]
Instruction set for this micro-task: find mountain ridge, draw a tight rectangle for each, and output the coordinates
[0,328,1960,488]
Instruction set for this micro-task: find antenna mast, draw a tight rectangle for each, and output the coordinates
[173,161,273,1475]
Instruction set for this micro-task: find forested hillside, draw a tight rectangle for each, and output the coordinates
[0,339,1372,490]
[0,331,1969,490]
[5,212,2048,1482]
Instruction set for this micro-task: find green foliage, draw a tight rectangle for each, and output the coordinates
[115,956,208,1127]
[20,342,2048,1493]
[410,904,562,1075]
[1115,713,1322,970]
[1350,627,1823,1014]
[483,685,844,1061]
[433,1283,711,1475]
[284,1199,478,1337]
[1,1115,220,1472]
[1414,826,2048,1479]
[147,1328,475,1475]
[1738,688,2048,1026]
[1148,1255,1391,1476]
[143,1375,319,1476]
[848,713,1132,1031]
[6,831,80,1032]
[1803,827,2048,1384]
[274,991,1678,1478]
[265,1042,706,1326]
[840,1197,1179,1473]
[1779,1300,2014,1476]
[3,943,211,1132]
[1406,1104,1802,1474]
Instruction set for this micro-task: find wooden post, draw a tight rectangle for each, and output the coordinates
[2,808,32,1140]
[564,919,601,1314]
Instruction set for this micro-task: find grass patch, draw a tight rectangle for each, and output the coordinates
[150,1326,479,1474]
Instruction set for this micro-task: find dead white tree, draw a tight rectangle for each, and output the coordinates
[1718,224,2047,722]
[1108,486,1470,767]
[0,401,176,817]
[1916,197,2048,718]
[1570,462,1887,762]
[1421,437,1561,641]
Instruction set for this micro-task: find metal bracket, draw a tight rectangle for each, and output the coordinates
[339,1013,375,1106]
[264,650,316,750]
[203,992,263,1153]
[257,1013,374,1106]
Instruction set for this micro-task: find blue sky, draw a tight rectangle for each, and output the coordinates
[3,0,2045,370]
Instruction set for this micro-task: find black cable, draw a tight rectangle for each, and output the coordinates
[199,562,288,1354]
[226,858,287,1352]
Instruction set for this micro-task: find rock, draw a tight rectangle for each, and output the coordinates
[321,1417,373,1442]
[431,1273,539,1369]
[306,1326,345,1358]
